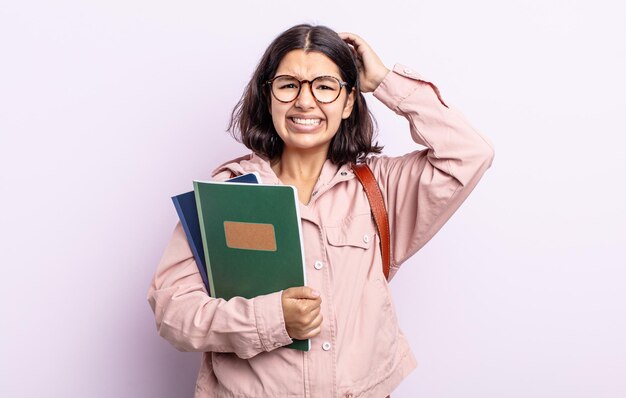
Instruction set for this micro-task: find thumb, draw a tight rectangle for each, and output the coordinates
[284,286,321,300]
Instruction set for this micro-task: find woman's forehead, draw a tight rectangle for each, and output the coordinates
[274,49,342,79]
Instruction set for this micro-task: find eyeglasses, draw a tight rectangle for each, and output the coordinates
[266,75,348,104]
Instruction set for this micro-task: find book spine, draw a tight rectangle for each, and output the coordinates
[193,182,217,298]
[171,196,211,292]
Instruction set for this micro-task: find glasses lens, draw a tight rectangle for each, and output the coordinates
[270,76,343,103]
[311,76,342,103]
[271,76,301,102]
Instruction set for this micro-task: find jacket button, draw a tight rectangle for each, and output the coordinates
[403,67,413,75]
[314,261,324,270]
[341,171,348,176]
[322,342,332,351]
[363,234,370,243]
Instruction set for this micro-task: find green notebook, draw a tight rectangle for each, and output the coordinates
[193,180,309,351]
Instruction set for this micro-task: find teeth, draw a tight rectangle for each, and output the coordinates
[292,118,321,126]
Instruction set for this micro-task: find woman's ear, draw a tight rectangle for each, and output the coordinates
[341,90,356,119]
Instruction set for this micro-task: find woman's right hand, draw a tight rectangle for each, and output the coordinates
[281,287,323,340]
[338,32,389,93]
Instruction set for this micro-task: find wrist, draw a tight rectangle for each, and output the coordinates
[371,67,390,90]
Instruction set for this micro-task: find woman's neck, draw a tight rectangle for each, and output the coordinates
[271,148,328,205]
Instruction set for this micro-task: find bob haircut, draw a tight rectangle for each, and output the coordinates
[228,24,382,165]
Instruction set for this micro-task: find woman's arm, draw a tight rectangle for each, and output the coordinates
[341,32,494,279]
[147,222,293,359]
[370,66,495,278]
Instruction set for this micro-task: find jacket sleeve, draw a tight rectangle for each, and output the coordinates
[368,64,495,279]
[147,222,293,358]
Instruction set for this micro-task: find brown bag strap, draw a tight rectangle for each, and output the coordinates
[352,163,391,280]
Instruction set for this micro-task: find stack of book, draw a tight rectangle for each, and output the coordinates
[171,173,309,351]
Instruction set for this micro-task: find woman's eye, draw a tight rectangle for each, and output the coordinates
[279,83,298,89]
[316,85,335,91]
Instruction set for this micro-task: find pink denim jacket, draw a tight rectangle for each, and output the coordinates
[148,64,494,397]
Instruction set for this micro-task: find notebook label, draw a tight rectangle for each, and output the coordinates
[223,221,277,251]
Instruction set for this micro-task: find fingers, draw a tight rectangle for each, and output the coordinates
[338,32,363,46]
[289,309,323,340]
[285,293,322,315]
[300,311,323,339]
[282,286,324,340]
[294,307,322,331]
[338,32,369,56]
[337,32,357,45]
[337,31,389,93]
[283,286,320,300]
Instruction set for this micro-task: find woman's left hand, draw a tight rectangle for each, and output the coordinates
[338,32,390,93]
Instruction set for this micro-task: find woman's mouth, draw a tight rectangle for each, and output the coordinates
[291,117,322,126]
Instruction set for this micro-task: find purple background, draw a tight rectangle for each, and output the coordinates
[1,1,625,397]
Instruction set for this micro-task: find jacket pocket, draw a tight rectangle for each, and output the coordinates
[325,212,375,250]
[324,212,382,282]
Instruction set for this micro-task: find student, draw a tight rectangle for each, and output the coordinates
[148,23,494,397]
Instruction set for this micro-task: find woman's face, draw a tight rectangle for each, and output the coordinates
[269,49,355,157]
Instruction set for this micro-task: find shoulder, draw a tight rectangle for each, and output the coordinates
[211,152,279,183]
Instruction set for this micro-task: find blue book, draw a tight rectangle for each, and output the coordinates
[171,173,261,293]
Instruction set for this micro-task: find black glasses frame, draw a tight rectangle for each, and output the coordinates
[265,75,349,104]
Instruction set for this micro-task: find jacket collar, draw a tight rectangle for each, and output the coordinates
[211,153,280,184]
[211,152,355,192]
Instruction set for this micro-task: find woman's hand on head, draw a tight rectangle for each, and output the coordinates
[339,32,390,93]
[281,287,323,340]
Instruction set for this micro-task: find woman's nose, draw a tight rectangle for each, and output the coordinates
[294,82,316,108]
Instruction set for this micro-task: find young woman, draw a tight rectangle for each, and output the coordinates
[148,24,494,397]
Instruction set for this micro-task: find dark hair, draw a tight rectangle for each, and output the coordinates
[227,24,382,165]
